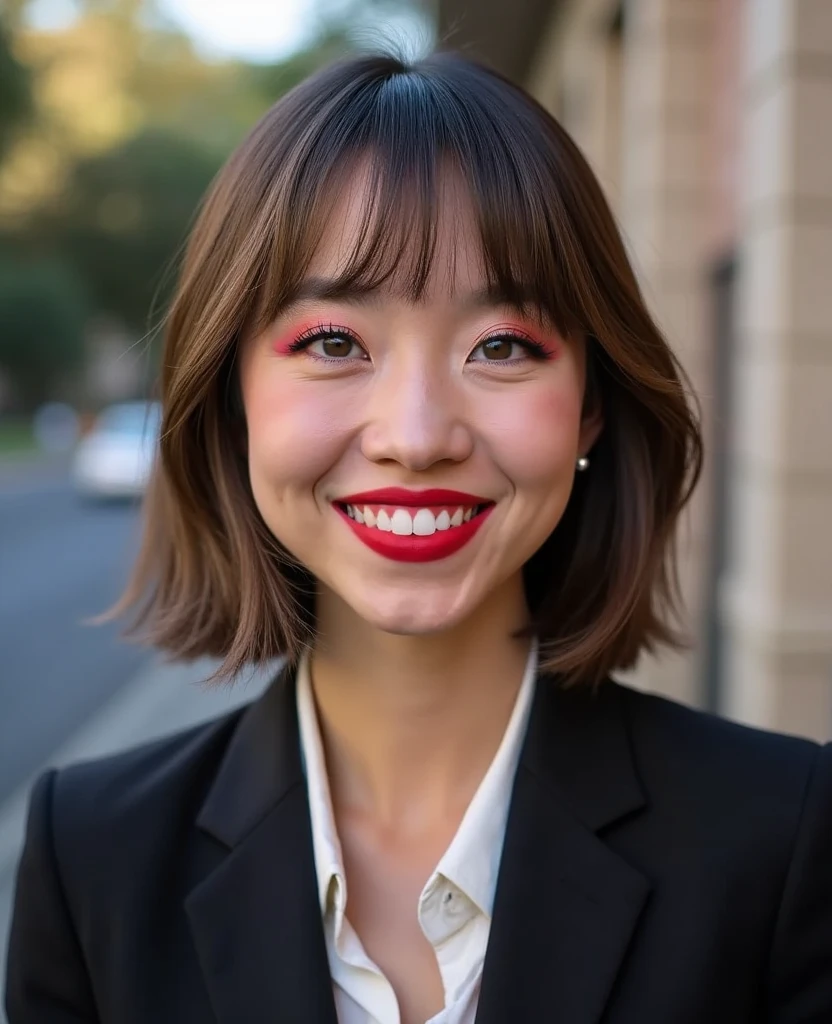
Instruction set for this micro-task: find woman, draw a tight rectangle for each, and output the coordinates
[6,51,832,1024]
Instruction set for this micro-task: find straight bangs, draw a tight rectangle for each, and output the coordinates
[249,55,587,340]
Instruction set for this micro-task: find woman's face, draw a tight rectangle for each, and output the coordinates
[239,174,601,638]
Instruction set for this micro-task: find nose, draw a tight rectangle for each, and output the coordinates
[360,364,474,471]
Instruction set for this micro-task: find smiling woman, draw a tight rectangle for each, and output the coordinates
[117,56,698,687]
[6,50,832,1024]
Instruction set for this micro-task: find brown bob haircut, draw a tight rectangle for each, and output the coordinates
[120,50,702,688]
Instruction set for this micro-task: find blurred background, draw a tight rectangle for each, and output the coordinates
[0,0,830,998]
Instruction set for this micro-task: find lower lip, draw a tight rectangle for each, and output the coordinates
[334,504,494,563]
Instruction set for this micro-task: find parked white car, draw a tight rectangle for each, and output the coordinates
[72,401,161,499]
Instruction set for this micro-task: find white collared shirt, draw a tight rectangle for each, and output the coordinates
[296,639,538,1024]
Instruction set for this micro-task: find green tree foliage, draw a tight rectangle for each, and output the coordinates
[0,260,87,408]
[16,24,380,338]
[0,19,33,161]
[0,0,430,409]
[28,127,222,333]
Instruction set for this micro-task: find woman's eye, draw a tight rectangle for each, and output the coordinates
[470,336,527,362]
[314,335,360,358]
[297,331,368,360]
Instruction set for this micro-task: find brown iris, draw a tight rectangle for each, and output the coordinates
[481,337,513,360]
[321,336,354,357]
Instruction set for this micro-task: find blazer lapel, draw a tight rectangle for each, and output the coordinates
[476,676,652,1024]
[185,664,338,1024]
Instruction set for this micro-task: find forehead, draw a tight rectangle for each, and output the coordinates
[304,162,488,303]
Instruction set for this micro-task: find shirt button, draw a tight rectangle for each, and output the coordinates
[442,887,465,917]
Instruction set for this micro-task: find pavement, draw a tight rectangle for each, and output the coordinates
[0,651,273,1018]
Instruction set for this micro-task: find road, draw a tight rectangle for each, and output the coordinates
[0,464,275,1013]
[0,468,150,805]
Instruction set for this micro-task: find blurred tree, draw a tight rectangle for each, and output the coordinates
[1,0,32,33]
[0,260,88,409]
[0,19,34,162]
[0,7,250,223]
[0,0,433,402]
[26,126,221,332]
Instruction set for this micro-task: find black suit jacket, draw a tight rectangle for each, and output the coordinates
[5,665,832,1023]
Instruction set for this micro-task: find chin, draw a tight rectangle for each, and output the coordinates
[351,587,473,637]
[361,608,460,637]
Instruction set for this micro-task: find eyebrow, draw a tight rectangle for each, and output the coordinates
[284,277,533,312]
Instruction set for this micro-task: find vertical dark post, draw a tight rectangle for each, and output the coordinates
[703,253,737,713]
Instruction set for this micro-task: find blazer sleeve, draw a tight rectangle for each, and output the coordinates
[4,769,99,1023]
[766,742,832,1022]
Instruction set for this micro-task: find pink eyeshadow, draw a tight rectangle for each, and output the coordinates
[271,319,321,355]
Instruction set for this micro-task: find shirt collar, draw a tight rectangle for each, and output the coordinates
[296,639,538,921]
[295,654,347,918]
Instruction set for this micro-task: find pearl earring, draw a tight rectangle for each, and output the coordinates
[576,456,590,472]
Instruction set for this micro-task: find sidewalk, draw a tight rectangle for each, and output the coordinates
[0,654,274,1016]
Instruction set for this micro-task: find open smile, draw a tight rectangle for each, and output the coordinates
[333,488,495,563]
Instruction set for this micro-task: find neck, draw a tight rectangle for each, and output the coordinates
[309,576,533,832]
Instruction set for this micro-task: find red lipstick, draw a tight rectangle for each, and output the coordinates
[333,488,494,563]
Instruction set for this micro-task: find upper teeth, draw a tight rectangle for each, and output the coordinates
[345,505,477,535]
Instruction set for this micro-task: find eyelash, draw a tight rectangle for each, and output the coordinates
[286,323,553,365]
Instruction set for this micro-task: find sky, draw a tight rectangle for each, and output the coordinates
[156,0,329,62]
[25,0,431,63]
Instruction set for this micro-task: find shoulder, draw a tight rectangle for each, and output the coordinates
[610,679,830,826]
[608,682,832,1014]
[35,702,249,880]
[613,677,821,762]
[56,704,243,809]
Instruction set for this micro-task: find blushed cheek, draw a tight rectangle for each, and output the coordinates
[488,385,583,482]
[243,376,350,489]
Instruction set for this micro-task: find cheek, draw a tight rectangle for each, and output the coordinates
[242,371,349,489]
[484,383,584,483]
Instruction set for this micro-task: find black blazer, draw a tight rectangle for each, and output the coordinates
[5,665,832,1024]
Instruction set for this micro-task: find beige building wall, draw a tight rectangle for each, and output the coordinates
[720,0,832,740]
[707,0,744,257]
[527,0,624,202]
[527,0,832,738]
[618,0,716,708]
[529,0,717,708]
